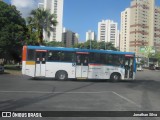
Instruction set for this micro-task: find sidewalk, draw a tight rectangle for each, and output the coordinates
[5,70,21,75]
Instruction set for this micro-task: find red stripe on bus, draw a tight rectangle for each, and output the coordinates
[125,55,133,57]
[89,64,103,66]
[22,46,27,61]
[76,52,89,54]
[36,50,47,52]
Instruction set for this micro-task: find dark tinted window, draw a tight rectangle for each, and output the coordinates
[48,51,75,62]
[106,54,124,66]
[100,53,107,64]
[89,52,124,66]
[27,49,35,61]
[89,53,108,64]
[89,53,100,63]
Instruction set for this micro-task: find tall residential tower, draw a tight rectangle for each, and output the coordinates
[43,0,63,42]
[62,28,79,48]
[120,0,160,56]
[86,30,96,41]
[98,20,119,48]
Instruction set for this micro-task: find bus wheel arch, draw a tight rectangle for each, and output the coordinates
[55,70,68,80]
[110,72,121,82]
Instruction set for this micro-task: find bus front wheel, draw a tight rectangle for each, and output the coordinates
[110,73,121,82]
[56,71,68,80]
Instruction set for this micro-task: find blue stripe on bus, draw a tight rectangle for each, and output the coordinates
[27,46,135,55]
[27,46,76,52]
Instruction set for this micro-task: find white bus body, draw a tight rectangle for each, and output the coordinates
[22,46,136,81]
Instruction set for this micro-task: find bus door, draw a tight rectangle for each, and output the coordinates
[35,50,47,77]
[124,55,134,79]
[76,52,89,78]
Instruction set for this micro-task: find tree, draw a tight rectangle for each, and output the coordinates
[73,40,117,51]
[84,40,98,49]
[27,8,58,45]
[74,43,84,48]
[0,1,27,64]
[149,52,160,65]
[46,41,64,47]
[25,24,39,45]
[105,42,117,51]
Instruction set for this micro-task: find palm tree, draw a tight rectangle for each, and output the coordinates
[27,8,57,45]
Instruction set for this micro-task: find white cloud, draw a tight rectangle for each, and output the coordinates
[11,0,43,18]
[11,0,34,8]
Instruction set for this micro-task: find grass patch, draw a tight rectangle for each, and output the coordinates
[4,65,21,71]
[5,69,21,75]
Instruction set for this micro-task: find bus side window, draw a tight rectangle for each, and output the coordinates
[114,55,122,66]
[89,53,94,63]
[61,52,74,62]
[100,54,106,64]
[77,55,81,64]
[48,51,53,61]
[48,51,58,61]
[119,59,124,67]
[107,54,113,64]
[27,49,35,61]
[83,56,88,65]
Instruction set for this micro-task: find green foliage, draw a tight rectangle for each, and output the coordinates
[25,24,39,45]
[0,1,27,63]
[140,60,145,65]
[27,8,57,45]
[83,40,98,49]
[46,41,64,47]
[73,40,117,51]
[148,52,160,65]
[74,43,84,48]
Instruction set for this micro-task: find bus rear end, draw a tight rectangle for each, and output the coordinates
[22,46,36,77]
[22,46,27,75]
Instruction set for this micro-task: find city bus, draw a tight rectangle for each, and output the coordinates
[22,45,136,81]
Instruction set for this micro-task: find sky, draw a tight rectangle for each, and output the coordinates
[3,0,160,42]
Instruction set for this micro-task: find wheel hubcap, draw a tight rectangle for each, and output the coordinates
[59,74,65,79]
[113,75,118,80]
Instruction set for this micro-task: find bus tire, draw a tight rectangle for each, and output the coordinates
[56,71,68,80]
[110,73,121,82]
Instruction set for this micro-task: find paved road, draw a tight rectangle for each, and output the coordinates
[0,70,160,120]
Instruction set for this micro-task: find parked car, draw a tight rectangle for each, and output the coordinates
[156,67,160,70]
[149,64,156,70]
[0,65,4,73]
[136,63,143,71]
[137,65,143,71]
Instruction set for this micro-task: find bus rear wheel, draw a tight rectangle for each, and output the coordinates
[56,71,68,80]
[110,73,120,82]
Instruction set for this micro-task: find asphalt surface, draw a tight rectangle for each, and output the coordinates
[0,69,160,120]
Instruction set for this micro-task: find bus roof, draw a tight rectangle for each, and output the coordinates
[26,45,135,55]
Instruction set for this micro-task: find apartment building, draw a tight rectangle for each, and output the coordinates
[120,0,160,56]
[154,6,160,51]
[98,20,119,48]
[38,3,44,9]
[120,8,131,52]
[62,28,79,48]
[86,30,96,41]
[43,0,63,42]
